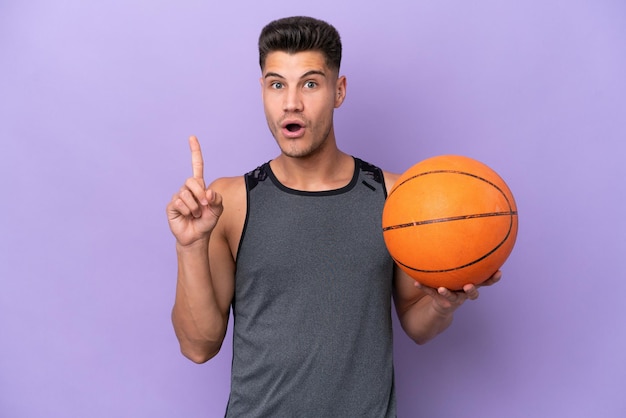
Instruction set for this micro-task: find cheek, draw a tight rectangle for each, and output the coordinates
[263,99,279,119]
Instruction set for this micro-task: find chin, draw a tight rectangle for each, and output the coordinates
[280,148,311,159]
[285,146,327,159]
[274,138,309,158]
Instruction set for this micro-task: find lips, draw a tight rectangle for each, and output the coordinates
[280,119,306,138]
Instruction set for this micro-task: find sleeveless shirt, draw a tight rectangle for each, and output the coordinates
[226,158,396,417]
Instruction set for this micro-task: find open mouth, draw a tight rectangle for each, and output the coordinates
[281,120,305,137]
[286,123,302,132]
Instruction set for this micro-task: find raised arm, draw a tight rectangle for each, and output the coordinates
[166,136,238,363]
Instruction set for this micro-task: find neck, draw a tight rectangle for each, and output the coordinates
[270,150,354,192]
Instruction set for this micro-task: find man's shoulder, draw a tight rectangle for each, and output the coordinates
[209,175,247,245]
[382,170,401,189]
[353,158,400,195]
[209,161,272,196]
[209,175,247,219]
[209,175,246,195]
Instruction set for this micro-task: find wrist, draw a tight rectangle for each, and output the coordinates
[176,237,210,253]
[429,300,456,319]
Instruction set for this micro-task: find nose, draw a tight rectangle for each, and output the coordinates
[283,87,303,113]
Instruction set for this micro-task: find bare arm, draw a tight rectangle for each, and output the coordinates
[166,136,237,363]
[171,224,235,363]
[393,268,453,345]
[393,268,501,344]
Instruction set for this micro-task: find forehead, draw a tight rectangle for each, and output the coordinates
[263,50,332,76]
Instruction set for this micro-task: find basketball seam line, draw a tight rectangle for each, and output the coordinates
[392,216,515,273]
[390,169,503,196]
[389,169,516,214]
[382,211,518,231]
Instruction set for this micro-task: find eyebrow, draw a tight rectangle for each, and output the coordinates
[264,70,327,79]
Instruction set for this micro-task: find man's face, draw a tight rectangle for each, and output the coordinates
[260,50,346,158]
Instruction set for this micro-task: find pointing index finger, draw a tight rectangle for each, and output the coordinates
[189,135,204,182]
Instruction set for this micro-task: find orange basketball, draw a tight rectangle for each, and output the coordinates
[382,155,518,290]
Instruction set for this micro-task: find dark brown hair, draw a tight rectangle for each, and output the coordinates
[258,16,342,71]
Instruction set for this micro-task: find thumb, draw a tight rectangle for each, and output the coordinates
[204,189,224,218]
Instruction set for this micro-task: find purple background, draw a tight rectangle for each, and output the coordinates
[1,1,625,417]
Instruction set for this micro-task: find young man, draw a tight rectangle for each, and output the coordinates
[166,16,500,417]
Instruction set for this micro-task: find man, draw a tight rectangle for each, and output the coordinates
[166,16,500,417]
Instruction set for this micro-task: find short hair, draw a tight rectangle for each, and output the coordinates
[258,16,342,72]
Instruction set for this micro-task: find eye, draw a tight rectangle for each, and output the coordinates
[271,82,284,89]
[304,81,317,89]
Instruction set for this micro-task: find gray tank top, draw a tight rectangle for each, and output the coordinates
[226,158,396,417]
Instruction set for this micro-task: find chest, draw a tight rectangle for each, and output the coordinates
[235,184,392,297]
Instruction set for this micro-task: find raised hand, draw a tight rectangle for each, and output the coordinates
[166,136,224,247]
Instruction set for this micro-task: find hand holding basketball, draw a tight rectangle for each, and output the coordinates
[167,136,224,247]
[414,270,502,314]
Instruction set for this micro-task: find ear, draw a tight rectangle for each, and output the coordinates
[334,75,347,108]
